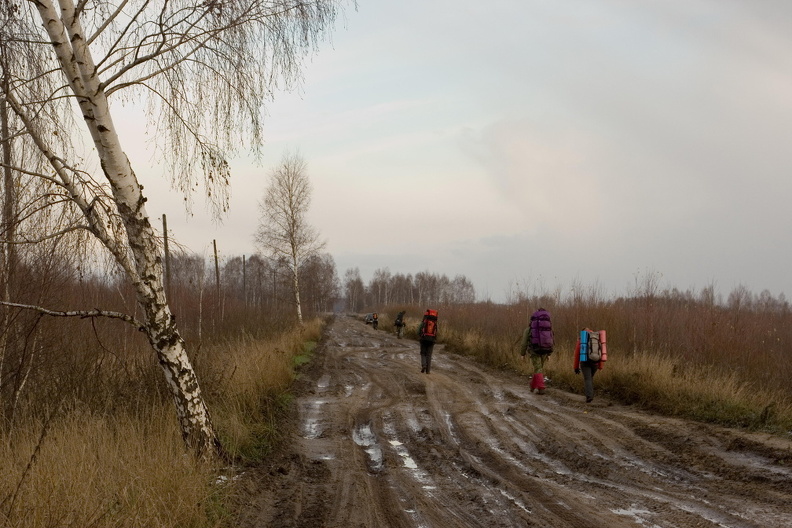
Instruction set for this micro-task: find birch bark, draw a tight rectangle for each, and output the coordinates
[292,254,304,324]
[29,0,219,457]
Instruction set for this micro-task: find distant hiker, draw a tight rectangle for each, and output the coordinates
[574,328,608,403]
[418,309,439,374]
[520,308,554,394]
[372,312,379,330]
[394,310,406,339]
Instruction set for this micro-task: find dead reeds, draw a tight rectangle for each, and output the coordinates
[428,281,792,432]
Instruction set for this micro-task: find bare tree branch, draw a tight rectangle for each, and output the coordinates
[0,301,143,328]
[0,225,89,245]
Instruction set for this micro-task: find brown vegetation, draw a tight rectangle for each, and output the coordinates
[376,278,792,433]
[3,247,790,527]
[0,244,333,527]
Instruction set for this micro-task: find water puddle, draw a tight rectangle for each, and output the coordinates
[353,423,383,472]
[612,506,661,527]
[300,399,328,439]
[383,416,436,489]
[498,488,532,514]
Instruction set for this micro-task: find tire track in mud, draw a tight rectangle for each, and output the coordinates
[238,316,792,528]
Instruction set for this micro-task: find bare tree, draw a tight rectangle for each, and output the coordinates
[255,151,325,324]
[300,253,339,313]
[344,267,364,313]
[0,1,343,458]
[370,267,392,306]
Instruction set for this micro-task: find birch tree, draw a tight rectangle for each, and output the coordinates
[255,151,324,324]
[0,0,342,458]
[343,267,364,312]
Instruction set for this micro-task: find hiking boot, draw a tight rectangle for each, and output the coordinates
[586,397,593,403]
[421,367,426,373]
[531,373,546,394]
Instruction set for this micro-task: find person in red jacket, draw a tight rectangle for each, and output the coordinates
[574,328,604,403]
[418,309,438,374]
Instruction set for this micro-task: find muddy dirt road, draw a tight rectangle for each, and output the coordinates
[238,315,792,528]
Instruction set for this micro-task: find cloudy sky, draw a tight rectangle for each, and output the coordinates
[130,0,792,303]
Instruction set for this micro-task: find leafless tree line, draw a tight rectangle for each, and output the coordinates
[343,267,476,312]
[0,242,339,431]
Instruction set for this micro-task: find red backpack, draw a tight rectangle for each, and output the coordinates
[421,309,438,339]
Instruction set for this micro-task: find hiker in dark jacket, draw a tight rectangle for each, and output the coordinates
[394,310,406,339]
[418,309,438,374]
[574,328,605,403]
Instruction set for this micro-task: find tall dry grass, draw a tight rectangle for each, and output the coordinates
[1,406,219,528]
[383,287,792,433]
[202,319,324,461]
[0,318,325,528]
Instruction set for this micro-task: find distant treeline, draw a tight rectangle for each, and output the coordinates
[343,267,476,313]
[384,279,791,396]
[0,248,341,425]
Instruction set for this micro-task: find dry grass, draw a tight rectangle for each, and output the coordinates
[204,319,324,461]
[0,406,220,528]
[439,306,792,433]
[0,318,325,528]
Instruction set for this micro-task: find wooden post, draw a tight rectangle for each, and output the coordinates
[213,239,220,306]
[242,255,247,308]
[162,214,171,299]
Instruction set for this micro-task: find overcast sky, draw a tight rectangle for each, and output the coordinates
[127,0,792,303]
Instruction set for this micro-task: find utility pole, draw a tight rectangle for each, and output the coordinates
[162,214,171,299]
[213,240,220,319]
[242,255,247,309]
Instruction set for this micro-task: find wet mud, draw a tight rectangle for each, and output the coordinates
[236,315,792,528]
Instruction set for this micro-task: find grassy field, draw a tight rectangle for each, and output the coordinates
[385,290,792,433]
[0,319,324,528]
[4,280,791,527]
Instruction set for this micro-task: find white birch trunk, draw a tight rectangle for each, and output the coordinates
[292,256,303,325]
[33,1,219,457]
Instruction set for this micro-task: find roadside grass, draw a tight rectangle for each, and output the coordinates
[0,406,222,528]
[0,318,325,528]
[441,314,792,433]
[205,318,324,462]
[364,299,792,434]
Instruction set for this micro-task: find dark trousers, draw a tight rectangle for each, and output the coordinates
[581,361,598,400]
[420,340,435,372]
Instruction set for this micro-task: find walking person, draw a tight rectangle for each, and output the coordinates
[394,310,406,339]
[520,308,554,394]
[418,309,438,374]
[574,328,607,403]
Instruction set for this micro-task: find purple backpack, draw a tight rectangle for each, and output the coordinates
[530,309,554,352]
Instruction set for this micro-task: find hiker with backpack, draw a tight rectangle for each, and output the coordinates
[394,310,406,339]
[574,328,608,403]
[520,308,554,394]
[418,309,439,374]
